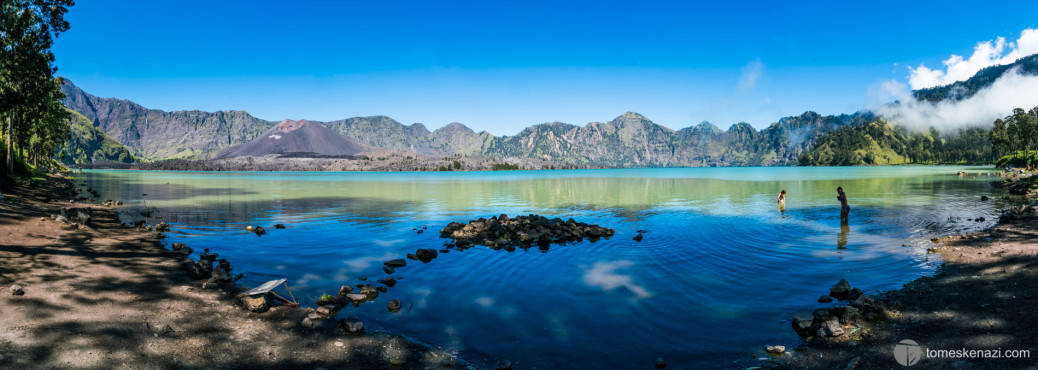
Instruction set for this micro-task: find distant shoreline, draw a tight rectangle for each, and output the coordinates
[67,156,991,172]
[69,151,599,172]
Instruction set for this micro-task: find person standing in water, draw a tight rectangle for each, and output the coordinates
[837,186,849,224]
[777,189,786,213]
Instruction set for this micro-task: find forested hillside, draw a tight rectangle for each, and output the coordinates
[57,109,135,164]
[798,120,992,166]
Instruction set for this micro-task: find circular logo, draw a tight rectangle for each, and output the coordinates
[893,339,923,366]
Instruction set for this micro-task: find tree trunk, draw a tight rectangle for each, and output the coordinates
[6,113,12,174]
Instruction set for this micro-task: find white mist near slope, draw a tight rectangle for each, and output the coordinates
[878,68,1038,130]
[909,28,1038,89]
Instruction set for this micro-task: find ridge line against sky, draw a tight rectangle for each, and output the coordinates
[52,1,1038,135]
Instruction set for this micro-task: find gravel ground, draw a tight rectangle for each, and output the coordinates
[0,175,472,369]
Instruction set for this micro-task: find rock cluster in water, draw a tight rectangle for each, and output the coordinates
[791,278,896,339]
[439,214,615,249]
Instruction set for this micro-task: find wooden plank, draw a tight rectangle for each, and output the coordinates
[236,278,286,297]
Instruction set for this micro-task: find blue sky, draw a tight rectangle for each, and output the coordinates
[53,1,1038,135]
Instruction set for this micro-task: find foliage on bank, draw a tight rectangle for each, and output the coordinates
[57,109,135,164]
[1,0,76,177]
[798,119,991,166]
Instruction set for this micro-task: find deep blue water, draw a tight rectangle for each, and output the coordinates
[78,166,1010,369]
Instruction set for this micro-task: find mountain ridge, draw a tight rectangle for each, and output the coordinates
[58,54,1037,167]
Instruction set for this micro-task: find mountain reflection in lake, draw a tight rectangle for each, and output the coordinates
[79,167,1007,369]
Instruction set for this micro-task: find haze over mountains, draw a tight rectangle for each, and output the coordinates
[57,54,1038,167]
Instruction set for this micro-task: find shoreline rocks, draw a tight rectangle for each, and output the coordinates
[792,278,895,339]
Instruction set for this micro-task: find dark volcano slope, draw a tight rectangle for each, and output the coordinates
[216,119,372,158]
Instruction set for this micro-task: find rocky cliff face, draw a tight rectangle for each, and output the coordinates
[476,111,868,167]
[60,80,276,160]
[60,80,865,167]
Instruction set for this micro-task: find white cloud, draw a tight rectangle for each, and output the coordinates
[909,28,1038,89]
[876,68,1038,130]
[736,59,765,93]
[582,260,651,299]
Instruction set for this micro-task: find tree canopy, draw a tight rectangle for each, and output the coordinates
[990,107,1038,168]
[1,0,75,175]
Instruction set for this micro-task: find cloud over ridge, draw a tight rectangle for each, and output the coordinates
[909,28,1038,89]
[877,68,1038,130]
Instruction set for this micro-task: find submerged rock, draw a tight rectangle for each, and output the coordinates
[495,359,512,370]
[633,233,644,242]
[274,223,286,229]
[384,259,407,268]
[415,248,438,262]
[654,357,666,369]
[818,295,834,303]
[388,298,402,312]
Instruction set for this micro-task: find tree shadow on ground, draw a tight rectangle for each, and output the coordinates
[0,181,466,369]
[780,219,1038,369]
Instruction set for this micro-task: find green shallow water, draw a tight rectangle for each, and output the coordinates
[78,166,1008,369]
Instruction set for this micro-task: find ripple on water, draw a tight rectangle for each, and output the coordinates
[81,167,1012,369]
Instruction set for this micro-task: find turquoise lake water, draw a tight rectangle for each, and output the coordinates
[77,166,1009,369]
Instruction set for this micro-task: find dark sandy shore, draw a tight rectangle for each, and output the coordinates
[769,173,1038,370]
[0,175,472,369]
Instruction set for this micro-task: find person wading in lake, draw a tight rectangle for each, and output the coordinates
[777,189,786,213]
[837,186,849,224]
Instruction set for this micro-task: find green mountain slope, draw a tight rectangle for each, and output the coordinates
[57,109,136,164]
[798,120,991,166]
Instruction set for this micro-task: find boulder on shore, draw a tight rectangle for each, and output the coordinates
[241,294,269,313]
[339,317,364,333]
